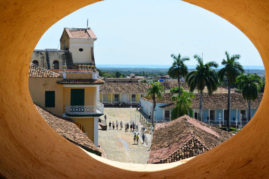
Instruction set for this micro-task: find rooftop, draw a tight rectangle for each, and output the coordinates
[105,78,142,83]
[148,115,232,164]
[65,28,97,40]
[156,92,263,110]
[29,64,61,78]
[100,82,150,94]
[35,105,102,156]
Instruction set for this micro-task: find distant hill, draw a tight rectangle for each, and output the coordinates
[97,65,265,77]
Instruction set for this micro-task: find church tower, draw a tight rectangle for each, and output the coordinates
[60,28,97,66]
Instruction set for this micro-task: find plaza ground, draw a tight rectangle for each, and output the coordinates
[98,107,151,164]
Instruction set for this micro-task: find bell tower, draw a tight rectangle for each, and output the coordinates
[60,28,97,66]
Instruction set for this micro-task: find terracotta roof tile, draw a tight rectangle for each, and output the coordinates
[100,82,150,94]
[29,64,61,78]
[35,105,102,155]
[148,115,232,163]
[158,92,263,110]
[65,28,97,40]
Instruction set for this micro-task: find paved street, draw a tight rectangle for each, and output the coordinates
[98,108,151,164]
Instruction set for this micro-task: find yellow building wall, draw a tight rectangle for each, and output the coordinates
[107,94,111,103]
[65,72,92,79]
[29,78,64,116]
[136,94,140,102]
[72,117,94,141]
[112,93,115,102]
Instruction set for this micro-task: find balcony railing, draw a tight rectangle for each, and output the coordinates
[65,103,104,116]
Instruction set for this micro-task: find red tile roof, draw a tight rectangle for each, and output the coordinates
[148,115,232,164]
[29,64,61,78]
[158,93,263,110]
[100,82,150,94]
[65,28,97,40]
[36,105,102,155]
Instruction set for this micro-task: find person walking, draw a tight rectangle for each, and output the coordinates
[109,121,111,130]
[116,120,118,130]
[133,133,136,144]
[112,121,115,130]
[136,133,139,145]
[120,121,123,130]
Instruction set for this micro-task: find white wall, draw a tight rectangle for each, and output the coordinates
[69,38,94,64]
[140,98,166,122]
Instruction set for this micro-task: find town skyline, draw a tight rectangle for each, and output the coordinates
[35,0,264,67]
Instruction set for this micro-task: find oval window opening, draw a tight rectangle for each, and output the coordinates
[29,0,264,167]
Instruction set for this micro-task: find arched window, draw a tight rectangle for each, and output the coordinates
[53,60,59,69]
[32,60,39,66]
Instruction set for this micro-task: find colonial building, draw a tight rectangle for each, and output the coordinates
[99,78,150,107]
[29,28,104,146]
[140,88,262,128]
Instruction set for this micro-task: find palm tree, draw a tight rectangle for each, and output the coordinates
[186,55,218,121]
[171,87,194,120]
[168,54,190,96]
[236,73,262,122]
[218,51,244,131]
[147,81,164,127]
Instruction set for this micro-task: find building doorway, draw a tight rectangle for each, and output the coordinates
[71,89,85,106]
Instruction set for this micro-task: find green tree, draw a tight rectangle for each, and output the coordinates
[115,71,121,78]
[236,73,262,122]
[168,54,189,96]
[218,51,244,131]
[147,81,164,127]
[186,55,218,121]
[171,87,194,120]
[96,68,103,76]
[260,77,265,93]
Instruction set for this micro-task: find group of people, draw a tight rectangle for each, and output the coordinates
[133,132,146,145]
[125,121,138,132]
[104,114,147,146]
[108,120,123,130]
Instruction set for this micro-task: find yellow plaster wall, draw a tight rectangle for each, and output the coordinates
[72,117,94,141]
[65,72,92,79]
[29,78,64,116]
[136,94,140,102]
[107,94,112,103]
[1,0,269,178]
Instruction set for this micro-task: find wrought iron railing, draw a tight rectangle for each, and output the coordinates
[65,102,104,116]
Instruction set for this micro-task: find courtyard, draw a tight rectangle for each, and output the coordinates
[98,108,151,164]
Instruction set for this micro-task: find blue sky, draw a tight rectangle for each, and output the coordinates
[35,0,263,67]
